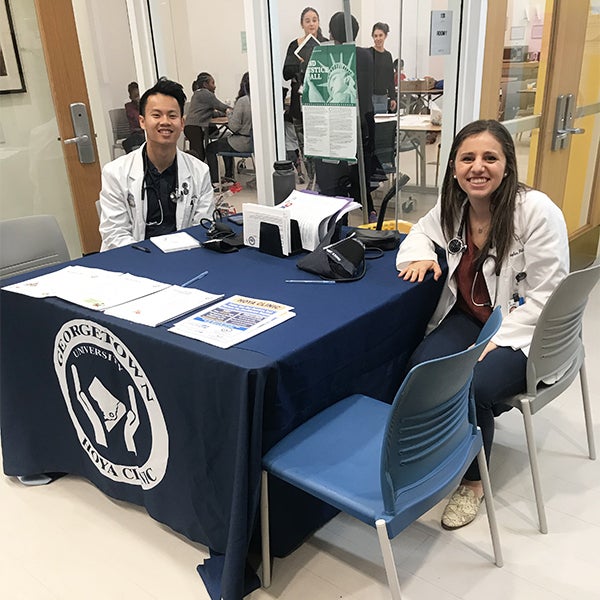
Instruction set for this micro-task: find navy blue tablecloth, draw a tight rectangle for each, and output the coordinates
[0,225,444,599]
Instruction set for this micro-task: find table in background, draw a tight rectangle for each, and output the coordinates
[0,227,443,599]
[397,86,444,114]
[375,113,442,190]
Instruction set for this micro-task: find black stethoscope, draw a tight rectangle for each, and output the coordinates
[142,153,189,226]
[447,205,528,308]
[447,204,469,255]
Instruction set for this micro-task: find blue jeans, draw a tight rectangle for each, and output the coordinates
[406,309,527,480]
[372,94,388,114]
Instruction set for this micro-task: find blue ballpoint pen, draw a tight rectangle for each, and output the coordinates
[181,271,209,287]
[285,279,336,284]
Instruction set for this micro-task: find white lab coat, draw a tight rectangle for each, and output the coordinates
[99,144,215,251]
[396,189,569,355]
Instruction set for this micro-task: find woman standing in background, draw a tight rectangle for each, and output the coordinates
[371,22,397,114]
[283,7,327,188]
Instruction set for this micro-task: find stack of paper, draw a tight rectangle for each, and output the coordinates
[242,204,293,255]
[169,295,295,348]
[2,265,169,310]
[1,266,222,325]
[276,190,361,251]
[150,231,202,253]
[105,286,223,326]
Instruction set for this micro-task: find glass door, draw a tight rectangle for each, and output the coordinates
[481,0,600,266]
[0,0,85,256]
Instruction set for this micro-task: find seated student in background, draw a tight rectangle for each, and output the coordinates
[396,119,569,530]
[205,72,252,188]
[123,81,145,153]
[99,78,215,251]
[184,72,231,161]
[393,58,406,86]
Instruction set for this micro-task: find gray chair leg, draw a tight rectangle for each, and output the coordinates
[580,362,597,460]
[260,471,272,588]
[375,519,402,600]
[217,155,224,194]
[477,447,504,567]
[520,399,549,534]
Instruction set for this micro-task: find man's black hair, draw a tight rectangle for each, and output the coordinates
[329,12,359,43]
[139,77,186,117]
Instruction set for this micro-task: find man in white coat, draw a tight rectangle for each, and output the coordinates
[99,78,215,251]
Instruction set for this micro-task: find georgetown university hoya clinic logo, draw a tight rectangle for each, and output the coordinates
[54,320,168,489]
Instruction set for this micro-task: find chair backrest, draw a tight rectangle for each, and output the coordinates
[373,121,396,166]
[109,108,130,142]
[380,308,502,513]
[526,261,600,394]
[0,215,70,280]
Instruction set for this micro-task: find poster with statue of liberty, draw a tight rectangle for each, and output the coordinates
[302,43,358,161]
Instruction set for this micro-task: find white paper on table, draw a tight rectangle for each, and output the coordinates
[150,231,202,253]
[57,270,170,311]
[104,286,224,327]
[168,294,295,348]
[242,203,292,255]
[1,265,112,298]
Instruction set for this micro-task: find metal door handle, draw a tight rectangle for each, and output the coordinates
[556,127,585,136]
[65,103,95,163]
[63,134,90,145]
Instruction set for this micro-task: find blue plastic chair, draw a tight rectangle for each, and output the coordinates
[261,308,504,598]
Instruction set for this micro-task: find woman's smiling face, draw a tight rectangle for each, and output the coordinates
[453,131,507,203]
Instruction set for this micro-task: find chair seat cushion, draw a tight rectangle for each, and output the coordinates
[263,393,482,536]
[263,395,389,524]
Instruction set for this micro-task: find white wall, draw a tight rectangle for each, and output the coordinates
[504,0,544,55]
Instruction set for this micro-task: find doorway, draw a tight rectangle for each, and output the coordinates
[481,0,600,266]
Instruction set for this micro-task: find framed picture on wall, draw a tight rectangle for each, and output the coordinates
[0,0,26,94]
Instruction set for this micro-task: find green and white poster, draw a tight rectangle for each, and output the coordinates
[302,44,358,161]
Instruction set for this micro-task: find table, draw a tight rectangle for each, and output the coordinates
[0,226,444,599]
[374,113,442,190]
[397,87,444,114]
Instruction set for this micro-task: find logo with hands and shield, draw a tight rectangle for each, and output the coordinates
[54,320,168,489]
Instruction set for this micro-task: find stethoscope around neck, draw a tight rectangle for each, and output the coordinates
[141,152,189,226]
[447,205,469,255]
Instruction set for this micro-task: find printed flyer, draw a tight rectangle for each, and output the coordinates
[302,43,358,161]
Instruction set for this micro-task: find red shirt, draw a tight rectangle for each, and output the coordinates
[455,228,493,324]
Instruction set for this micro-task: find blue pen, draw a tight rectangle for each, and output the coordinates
[181,271,208,287]
[285,279,336,284]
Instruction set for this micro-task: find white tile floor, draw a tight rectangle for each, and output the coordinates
[1,178,599,599]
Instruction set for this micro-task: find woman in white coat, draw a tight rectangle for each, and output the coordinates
[99,78,214,252]
[396,119,569,529]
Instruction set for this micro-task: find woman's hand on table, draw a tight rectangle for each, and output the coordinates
[398,260,442,283]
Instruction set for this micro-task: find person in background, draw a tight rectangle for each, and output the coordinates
[123,81,145,153]
[184,72,231,161]
[205,72,252,188]
[283,7,328,189]
[396,119,569,530]
[371,23,397,114]
[393,58,406,86]
[313,12,378,222]
[99,78,214,251]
